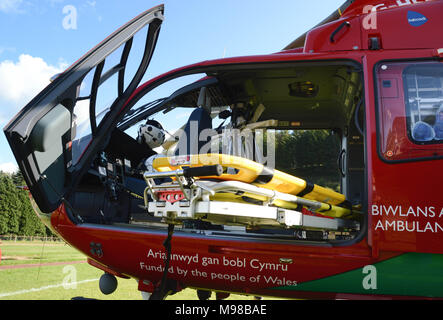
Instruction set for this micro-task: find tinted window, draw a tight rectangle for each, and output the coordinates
[376,61,443,161]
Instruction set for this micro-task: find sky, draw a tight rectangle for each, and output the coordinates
[0,0,345,173]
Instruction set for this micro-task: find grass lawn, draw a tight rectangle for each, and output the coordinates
[0,241,270,300]
[0,241,86,266]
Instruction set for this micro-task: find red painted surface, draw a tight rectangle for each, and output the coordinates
[304,17,363,53]
[364,52,443,254]
[342,0,439,18]
[33,0,443,299]
[51,200,403,299]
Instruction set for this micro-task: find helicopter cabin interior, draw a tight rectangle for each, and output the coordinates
[65,60,367,244]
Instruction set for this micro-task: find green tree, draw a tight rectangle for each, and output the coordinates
[11,171,25,186]
[0,173,22,235]
[0,171,51,236]
[274,130,341,191]
[17,189,47,236]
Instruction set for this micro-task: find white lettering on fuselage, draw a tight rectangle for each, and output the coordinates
[372,205,443,233]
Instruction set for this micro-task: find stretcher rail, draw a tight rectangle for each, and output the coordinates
[142,168,360,231]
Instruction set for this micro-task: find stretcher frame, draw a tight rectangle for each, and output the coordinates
[142,170,360,231]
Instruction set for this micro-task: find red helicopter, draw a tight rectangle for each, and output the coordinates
[3,0,443,300]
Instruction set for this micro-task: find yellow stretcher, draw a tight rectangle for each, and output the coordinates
[143,155,360,229]
[206,185,352,219]
[152,154,346,206]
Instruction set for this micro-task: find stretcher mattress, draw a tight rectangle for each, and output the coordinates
[152,154,346,206]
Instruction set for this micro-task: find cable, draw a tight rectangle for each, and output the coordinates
[150,224,175,300]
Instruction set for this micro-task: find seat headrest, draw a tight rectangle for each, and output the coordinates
[412,121,435,142]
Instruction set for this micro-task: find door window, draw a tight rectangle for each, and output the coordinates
[3,6,164,213]
[376,60,443,161]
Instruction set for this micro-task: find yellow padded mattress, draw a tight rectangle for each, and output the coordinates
[152,154,346,206]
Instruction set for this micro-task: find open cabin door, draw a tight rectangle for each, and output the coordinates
[3,5,164,213]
